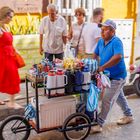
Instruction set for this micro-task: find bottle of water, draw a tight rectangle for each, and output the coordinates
[71,47,76,58]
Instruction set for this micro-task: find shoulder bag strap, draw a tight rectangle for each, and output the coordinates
[77,23,85,48]
[0,27,3,34]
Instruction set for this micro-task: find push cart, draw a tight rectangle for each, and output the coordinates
[0,73,98,140]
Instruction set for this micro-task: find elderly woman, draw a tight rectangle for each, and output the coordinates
[0,7,21,108]
[68,8,86,59]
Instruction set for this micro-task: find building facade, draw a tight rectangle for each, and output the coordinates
[134,0,140,60]
[50,0,137,66]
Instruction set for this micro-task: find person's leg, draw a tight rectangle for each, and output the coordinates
[44,52,53,61]
[7,95,22,109]
[0,100,5,105]
[97,79,125,126]
[0,93,5,105]
[91,79,125,133]
[55,53,64,60]
[116,89,132,116]
[116,89,133,125]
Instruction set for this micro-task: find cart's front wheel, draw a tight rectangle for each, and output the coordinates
[62,113,91,140]
[0,115,31,140]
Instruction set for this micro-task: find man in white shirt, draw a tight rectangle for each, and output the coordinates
[39,4,67,61]
[83,8,104,58]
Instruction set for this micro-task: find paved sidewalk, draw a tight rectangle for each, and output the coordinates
[0,95,139,140]
[0,81,139,140]
[0,82,136,121]
[29,94,140,140]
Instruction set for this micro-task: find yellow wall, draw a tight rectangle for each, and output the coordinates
[102,0,137,64]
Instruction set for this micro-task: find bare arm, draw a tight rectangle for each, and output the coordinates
[62,35,67,44]
[39,34,43,55]
[99,54,122,72]
[67,26,73,40]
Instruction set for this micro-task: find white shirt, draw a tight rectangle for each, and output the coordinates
[83,22,101,54]
[71,22,85,53]
[39,15,67,54]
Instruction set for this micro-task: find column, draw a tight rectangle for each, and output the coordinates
[134,0,140,60]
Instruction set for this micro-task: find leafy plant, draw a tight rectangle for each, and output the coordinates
[8,13,42,35]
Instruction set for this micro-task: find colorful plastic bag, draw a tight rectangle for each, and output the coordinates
[25,104,36,119]
[81,58,98,73]
[101,73,111,88]
[64,43,75,58]
[86,83,100,112]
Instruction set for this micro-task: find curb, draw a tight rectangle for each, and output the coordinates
[0,107,24,121]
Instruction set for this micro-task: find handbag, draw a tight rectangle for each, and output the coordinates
[14,51,25,68]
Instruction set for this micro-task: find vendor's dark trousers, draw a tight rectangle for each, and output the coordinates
[44,52,64,61]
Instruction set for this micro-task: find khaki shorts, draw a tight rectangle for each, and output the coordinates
[77,53,86,59]
[77,53,94,59]
[85,53,93,59]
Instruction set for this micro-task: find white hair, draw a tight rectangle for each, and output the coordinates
[47,3,58,12]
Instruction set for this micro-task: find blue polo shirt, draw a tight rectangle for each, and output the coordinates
[94,36,127,80]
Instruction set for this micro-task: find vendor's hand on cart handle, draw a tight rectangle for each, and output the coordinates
[98,66,105,72]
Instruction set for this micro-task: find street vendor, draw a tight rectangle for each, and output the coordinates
[39,3,67,61]
[91,19,133,133]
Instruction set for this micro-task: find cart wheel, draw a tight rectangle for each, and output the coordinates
[0,115,31,140]
[62,113,91,140]
[134,77,140,96]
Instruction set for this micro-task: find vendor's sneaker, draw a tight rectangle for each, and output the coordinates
[90,125,102,134]
[117,116,134,125]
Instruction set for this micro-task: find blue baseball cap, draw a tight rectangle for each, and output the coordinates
[99,19,116,30]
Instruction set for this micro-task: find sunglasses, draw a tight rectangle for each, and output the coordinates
[7,15,13,19]
[75,14,83,17]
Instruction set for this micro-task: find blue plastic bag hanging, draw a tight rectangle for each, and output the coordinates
[86,83,100,112]
[25,104,36,119]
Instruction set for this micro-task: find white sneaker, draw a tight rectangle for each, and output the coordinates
[117,116,134,125]
[90,125,103,134]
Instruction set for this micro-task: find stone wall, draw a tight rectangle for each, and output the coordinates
[13,35,42,79]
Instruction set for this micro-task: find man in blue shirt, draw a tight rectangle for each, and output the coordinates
[91,19,133,133]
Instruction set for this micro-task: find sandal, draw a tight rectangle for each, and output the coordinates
[0,101,5,105]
